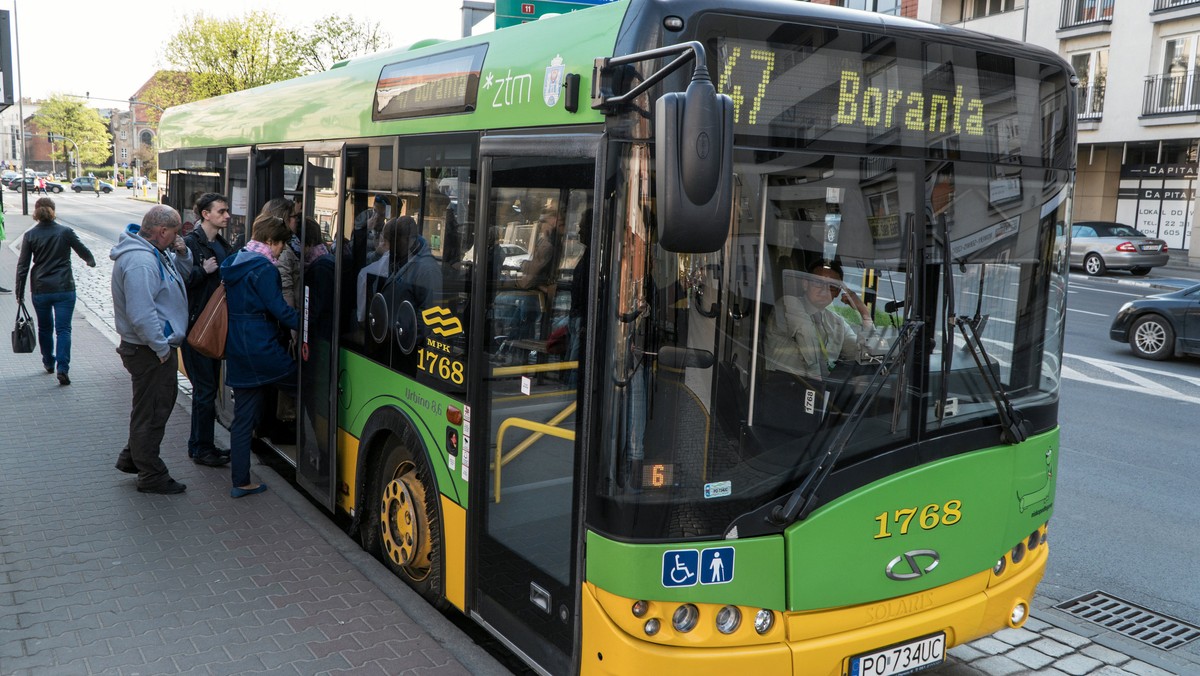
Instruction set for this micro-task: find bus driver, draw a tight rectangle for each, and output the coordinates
[763,258,874,381]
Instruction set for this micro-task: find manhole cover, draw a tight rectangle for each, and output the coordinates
[1056,591,1200,650]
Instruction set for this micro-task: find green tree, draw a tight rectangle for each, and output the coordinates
[32,95,111,176]
[132,145,157,178]
[295,14,392,74]
[131,72,198,124]
[163,11,302,99]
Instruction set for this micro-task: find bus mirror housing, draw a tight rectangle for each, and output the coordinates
[655,72,733,254]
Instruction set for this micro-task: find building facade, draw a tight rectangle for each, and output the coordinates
[917,0,1200,259]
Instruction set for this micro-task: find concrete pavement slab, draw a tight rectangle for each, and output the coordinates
[0,215,505,675]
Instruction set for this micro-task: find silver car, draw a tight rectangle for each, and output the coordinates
[1070,221,1168,276]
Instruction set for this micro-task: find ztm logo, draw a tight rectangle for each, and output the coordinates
[422,307,463,337]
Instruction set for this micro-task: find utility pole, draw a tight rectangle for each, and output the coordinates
[14,0,27,214]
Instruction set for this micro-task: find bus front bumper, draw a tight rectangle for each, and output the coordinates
[580,539,1047,675]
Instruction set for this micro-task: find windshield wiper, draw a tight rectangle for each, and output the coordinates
[764,321,922,527]
[952,314,1028,444]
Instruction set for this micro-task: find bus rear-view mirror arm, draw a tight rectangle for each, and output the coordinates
[593,41,734,255]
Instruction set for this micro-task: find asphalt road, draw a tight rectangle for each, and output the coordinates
[1046,270,1200,663]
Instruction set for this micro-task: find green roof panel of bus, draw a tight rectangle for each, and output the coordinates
[157,2,626,149]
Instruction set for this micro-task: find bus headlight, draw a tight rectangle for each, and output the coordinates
[644,618,660,636]
[672,604,699,633]
[715,605,741,634]
[754,608,775,634]
[631,600,649,618]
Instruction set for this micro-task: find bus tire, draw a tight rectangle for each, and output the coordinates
[371,435,446,607]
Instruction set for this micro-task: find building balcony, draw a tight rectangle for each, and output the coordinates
[1059,0,1114,34]
[1152,0,1200,21]
[1154,0,1200,10]
[1077,84,1105,122]
[1142,72,1200,123]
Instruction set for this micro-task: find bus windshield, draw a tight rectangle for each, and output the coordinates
[590,17,1072,541]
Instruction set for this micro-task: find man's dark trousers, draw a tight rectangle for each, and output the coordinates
[181,343,221,458]
[116,342,179,488]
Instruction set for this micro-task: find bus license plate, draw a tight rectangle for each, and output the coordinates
[849,633,945,676]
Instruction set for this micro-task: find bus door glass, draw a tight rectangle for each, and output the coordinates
[295,148,344,509]
[476,146,595,673]
[224,149,250,253]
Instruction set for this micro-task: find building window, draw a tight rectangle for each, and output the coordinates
[1071,49,1107,119]
[965,0,1018,19]
[120,130,127,140]
[841,0,901,15]
[120,148,128,160]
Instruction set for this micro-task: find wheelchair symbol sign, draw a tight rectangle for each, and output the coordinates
[662,549,699,588]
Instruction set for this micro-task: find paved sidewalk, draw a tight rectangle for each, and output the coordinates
[0,216,506,675]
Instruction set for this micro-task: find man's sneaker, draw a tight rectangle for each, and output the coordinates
[137,479,187,494]
[57,372,70,386]
[193,451,230,467]
[0,286,11,294]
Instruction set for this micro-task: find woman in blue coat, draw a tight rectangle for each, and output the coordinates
[220,213,299,498]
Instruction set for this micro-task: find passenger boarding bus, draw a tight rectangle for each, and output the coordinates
[156,0,1074,673]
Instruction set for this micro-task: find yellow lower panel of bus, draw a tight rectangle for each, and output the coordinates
[336,429,359,515]
[581,541,1047,676]
[440,495,466,612]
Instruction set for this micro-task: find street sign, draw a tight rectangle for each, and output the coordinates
[495,0,617,28]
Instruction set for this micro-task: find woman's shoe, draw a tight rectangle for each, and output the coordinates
[231,483,268,498]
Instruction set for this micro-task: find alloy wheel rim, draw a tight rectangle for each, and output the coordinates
[379,464,432,580]
[1135,323,1165,353]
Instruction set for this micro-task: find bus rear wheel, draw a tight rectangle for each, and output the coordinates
[372,438,445,605]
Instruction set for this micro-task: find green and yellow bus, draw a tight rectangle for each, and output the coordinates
[157,0,1074,673]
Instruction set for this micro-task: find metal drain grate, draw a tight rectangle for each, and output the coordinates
[1055,591,1200,650]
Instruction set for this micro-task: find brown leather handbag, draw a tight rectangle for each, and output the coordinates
[186,283,227,359]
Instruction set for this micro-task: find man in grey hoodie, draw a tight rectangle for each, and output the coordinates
[110,205,193,494]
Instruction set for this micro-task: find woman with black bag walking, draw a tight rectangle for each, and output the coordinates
[14,197,97,384]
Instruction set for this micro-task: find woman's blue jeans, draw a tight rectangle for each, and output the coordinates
[32,291,76,374]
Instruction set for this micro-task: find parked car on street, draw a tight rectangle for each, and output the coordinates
[125,176,149,189]
[1109,283,1200,360]
[71,177,114,193]
[1070,221,1169,276]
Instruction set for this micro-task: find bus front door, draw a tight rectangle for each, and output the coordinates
[473,140,597,675]
[295,146,344,510]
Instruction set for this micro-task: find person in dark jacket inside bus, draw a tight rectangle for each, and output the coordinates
[182,193,234,468]
[14,197,97,384]
[220,212,300,498]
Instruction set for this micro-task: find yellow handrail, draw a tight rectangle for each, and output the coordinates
[493,402,577,503]
[491,360,578,377]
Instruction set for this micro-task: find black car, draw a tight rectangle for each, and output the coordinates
[5,176,65,192]
[1109,284,1200,360]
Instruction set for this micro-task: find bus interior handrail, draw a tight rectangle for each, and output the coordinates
[493,404,577,503]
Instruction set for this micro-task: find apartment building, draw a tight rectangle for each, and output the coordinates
[917,0,1200,258]
[814,0,1200,258]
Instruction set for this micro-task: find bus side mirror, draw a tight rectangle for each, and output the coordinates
[655,73,733,254]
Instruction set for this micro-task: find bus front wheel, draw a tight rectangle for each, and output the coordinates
[371,437,445,605]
